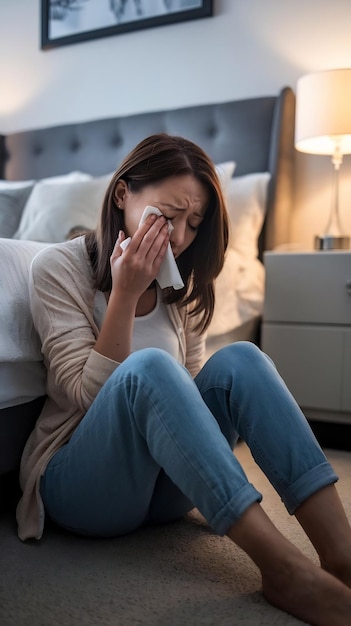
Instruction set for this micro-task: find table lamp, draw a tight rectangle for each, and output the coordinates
[295,68,351,250]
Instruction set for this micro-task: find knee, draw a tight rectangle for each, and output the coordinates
[214,340,261,363]
[210,341,272,380]
[129,347,175,370]
[232,341,266,363]
[117,348,181,382]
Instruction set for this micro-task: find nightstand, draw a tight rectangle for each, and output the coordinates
[261,251,351,425]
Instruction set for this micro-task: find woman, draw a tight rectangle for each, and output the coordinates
[17,133,351,625]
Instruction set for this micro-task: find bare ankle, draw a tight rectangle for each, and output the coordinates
[318,539,351,588]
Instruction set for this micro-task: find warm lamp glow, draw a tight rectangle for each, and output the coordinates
[295,68,351,250]
[295,68,351,155]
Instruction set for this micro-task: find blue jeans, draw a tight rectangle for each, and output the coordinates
[40,342,337,537]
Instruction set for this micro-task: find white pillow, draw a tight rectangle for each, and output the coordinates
[14,173,112,243]
[207,172,270,339]
[226,171,270,259]
[215,161,236,188]
[207,249,265,337]
[0,172,92,240]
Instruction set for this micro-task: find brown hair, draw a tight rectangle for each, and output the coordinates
[85,133,229,332]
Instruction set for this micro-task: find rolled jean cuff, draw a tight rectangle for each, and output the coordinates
[283,462,339,515]
[209,483,262,536]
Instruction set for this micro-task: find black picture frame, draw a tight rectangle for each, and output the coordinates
[41,0,213,50]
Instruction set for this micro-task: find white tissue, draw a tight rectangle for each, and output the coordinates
[119,205,184,290]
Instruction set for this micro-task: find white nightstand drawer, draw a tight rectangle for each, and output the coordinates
[262,324,350,411]
[264,251,351,324]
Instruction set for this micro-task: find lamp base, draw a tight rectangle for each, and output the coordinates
[314,234,350,251]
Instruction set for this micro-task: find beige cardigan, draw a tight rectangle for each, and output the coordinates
[16,237,205,541]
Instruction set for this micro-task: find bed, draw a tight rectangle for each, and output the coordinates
[0,86,296,480]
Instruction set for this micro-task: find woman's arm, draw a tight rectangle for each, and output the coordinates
[94,213,170,362]
[30,245,111,412]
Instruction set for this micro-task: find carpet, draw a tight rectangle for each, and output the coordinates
[0,441,350,626]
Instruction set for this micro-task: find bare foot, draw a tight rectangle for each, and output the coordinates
[226,499,351,624]
[261,552,351,626]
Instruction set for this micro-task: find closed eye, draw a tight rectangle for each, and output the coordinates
[189,223,199,232]
[167,216,200,232]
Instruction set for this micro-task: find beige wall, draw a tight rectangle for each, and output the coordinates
[1,0,351,249]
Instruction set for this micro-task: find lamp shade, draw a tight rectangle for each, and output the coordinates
[295,68,351,155]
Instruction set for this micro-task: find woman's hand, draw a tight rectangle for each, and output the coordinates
[110,213,170,301]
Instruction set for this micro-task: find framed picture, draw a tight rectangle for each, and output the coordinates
[41,0,213,50]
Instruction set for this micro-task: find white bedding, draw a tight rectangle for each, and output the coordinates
[0,239,48,409]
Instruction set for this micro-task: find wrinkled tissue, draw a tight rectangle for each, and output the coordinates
[119,205,184,290]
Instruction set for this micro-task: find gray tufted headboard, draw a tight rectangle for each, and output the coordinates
[0,86,295,255]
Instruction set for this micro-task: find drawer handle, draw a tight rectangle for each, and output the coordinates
[346,280,351,296]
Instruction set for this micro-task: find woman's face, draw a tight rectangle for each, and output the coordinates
[116,174,209,259]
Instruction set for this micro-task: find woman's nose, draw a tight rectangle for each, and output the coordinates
[170,221,186,247]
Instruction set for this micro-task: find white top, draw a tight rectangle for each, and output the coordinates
[93,286,180,360]
[132,287,180,359]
